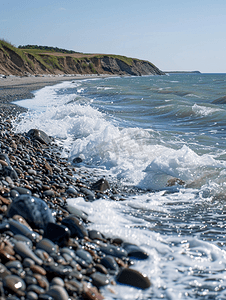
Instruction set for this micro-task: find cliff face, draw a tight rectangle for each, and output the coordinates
[0,42,164,76]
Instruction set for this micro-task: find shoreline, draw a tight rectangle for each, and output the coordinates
[0,74,112,116]
[0,74,151,298]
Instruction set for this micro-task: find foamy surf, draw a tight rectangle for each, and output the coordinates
[13,73,226,299]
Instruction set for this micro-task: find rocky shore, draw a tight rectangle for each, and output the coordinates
[0,79,151,299]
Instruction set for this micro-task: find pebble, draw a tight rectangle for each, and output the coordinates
[116,268,151,289]
[0,118,152,298]
[7,195,55,229]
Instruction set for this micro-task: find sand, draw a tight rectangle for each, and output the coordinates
[0,74,109,116]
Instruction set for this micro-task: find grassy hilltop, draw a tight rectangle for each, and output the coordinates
[0,40,164,76]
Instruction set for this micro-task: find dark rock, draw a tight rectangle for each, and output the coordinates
[43,263,73,279]
[99,242,128,258]
[88,229,105,241]
[36,238,58,254]
[3,275,26,296]
[1,166,18,179]
[100,255,119,275]
[122,242,149,259]
[76,249,93,264]
[80,187,96,201]
[91,178,110,192]
[8,219,40,242]
[91,272,110,288]
[43,223,71,247]
[0,263,11,279]
[61,215,88,238]
[12,186,32,195]
[26,129,52,145]
[14,241,43,265]
[45,286,69,300]
[7,195,55,229]
[116,268,151,289]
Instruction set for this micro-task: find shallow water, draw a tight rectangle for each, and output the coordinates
[14,73,226,299]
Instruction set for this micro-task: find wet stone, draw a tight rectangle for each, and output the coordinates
[12,186,32,195]
[88,229,105,241]
[12,234,33,248]
[99,242,128,258]
[14,241,43,265]
[0,263,11,279]
[36,238,58,254]
[43,222,71,247]
[91,272,110,288]
[26,129,52,145]
[100,255,119,275]
[122,242,149,259]
[66,199,88,221]
[91,177,110,192]
[61,215,88,239]
[8,219,40,242]
[3,275,26,296]
[116,268,151,289]
[7,195,55,229]
[76,249,93,265]
[45,285,69,300]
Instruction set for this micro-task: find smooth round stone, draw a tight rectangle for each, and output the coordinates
[100,255,119,275]
[34,274,49,290]
[27,291,39,300]
[116,268,151,290]
[76,249,93,264]
[3,275,26,295]
[14,241,43,265]
[43,190,55,197]
[66,186,79,196]
[51,277,64,287]
[88,229,105,241]
[12,186,32,195]
[8,219,39,242]
[36,238,58,254]
[7,195,55,229]
[60,247,76,259]
[122,242,149,259]
[23,258,35,268]
[43,223,71,247]
[24,276,38,286]
[5,260,23,271]
[61,215,88,238]
[26,129,52,145]
[13,234,33,248]
[0,263,11,279]
[99,242,128,258]
[34,249,51,263]
[27,284,45,295]
[45,285,69,300]
[91,272,110,288]
[30,265,46,276]
[80,187,95,201]
[43,264,73,278]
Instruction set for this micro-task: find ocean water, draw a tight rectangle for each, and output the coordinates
[13,73,226,299]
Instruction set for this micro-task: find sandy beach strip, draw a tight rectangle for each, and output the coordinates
[0,74,110,116]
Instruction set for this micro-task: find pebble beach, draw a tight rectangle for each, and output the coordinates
[0,75,150,299]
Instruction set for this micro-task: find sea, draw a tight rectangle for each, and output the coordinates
[13,73,226,299]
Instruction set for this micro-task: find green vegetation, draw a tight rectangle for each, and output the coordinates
[0,39,34,68]
[18,44,80,54]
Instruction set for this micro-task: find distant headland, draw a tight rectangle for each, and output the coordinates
[164,71,201,74]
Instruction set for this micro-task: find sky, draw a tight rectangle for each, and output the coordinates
[1,0,226,73]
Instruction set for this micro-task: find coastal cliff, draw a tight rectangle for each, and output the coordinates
[0,40,164,76]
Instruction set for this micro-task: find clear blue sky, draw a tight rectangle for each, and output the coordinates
[1,0,225,73]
